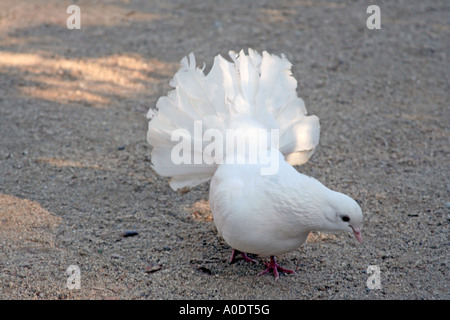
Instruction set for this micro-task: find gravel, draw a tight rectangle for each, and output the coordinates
[0,0,448,300]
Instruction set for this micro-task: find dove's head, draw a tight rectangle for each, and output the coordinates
[323,191,363,243]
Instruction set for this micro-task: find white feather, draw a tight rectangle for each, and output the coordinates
[147,49,320,189]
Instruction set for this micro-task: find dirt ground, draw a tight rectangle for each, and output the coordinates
[0,0,448,300]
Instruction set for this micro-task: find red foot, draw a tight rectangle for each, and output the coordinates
[258,256,296,280]
[229,249,258,264]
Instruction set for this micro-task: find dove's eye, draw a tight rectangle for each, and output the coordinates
[341,216,350,222]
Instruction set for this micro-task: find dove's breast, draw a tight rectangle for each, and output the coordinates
[209,162,311,256]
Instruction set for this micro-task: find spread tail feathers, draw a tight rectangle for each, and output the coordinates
[147,49,320,190]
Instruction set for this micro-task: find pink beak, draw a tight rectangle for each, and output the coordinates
[351,227,362,243]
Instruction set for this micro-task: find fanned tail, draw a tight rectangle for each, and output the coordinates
[147,49,320,190]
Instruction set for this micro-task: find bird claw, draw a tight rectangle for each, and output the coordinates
[257,256,296,280]
[229,249,258,264]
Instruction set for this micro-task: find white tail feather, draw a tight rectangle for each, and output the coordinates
[147,49,320,190]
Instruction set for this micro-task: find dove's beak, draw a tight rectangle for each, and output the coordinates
[351,226,362,243]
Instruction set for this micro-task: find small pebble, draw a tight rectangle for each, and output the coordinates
[145,264,162,273]
[120,230,139,238]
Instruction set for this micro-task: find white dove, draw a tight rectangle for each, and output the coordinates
[147,49,363,279]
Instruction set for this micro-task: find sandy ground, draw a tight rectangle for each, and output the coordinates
[0,0,448,300]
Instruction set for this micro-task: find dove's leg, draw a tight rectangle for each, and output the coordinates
[229,249,258,264]
[258,256,296,280]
